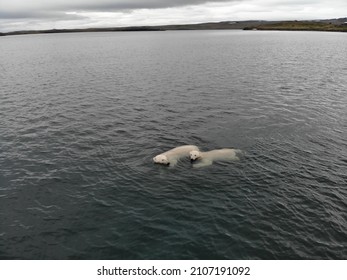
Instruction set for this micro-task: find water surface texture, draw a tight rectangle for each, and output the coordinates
[1,31,347,259]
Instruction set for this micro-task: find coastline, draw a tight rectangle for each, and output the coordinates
[1,18,346,37]
[244,20,347,32]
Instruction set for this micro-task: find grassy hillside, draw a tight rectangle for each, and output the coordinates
[244,21,347,32]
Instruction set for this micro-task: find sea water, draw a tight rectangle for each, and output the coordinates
[0,30,346,259]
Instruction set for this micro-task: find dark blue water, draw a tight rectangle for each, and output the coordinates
[1,30,346,259]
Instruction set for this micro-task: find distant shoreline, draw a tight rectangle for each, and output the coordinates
[1,18,346,36]
[244,20,347,32]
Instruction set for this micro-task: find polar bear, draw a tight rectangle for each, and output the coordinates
[153,145,200,167]
[189,148,241,168]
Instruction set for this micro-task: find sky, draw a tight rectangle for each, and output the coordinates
[0,0,346,32]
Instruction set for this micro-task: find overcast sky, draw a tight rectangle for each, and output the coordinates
[0,0,346,32]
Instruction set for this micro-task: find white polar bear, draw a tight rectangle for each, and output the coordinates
[153,145,200,167]
[189,148,241,168]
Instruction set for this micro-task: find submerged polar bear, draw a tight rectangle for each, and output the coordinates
[153,145,199,167]
[190,148,241,168]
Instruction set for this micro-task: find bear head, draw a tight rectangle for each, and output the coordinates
[189,150,201,162]
[153,154,170,165]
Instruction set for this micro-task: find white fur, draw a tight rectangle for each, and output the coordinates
[190,148,240,168]
[153,145,199,167]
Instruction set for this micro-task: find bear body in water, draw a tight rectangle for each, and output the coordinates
[153,145,199,167]
[189,148,241,168]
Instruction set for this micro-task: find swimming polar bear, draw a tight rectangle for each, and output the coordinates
[190,148,241,168]
[153,145,200,167]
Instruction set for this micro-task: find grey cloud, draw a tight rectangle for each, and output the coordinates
[0,10,87,21]
[0,0,238,21]
[0,11,34,20]
[0,1,239,31]
[64,0,237,11]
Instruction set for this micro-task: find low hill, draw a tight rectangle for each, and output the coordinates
[244,19,347,32]
[1,18,346,36]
